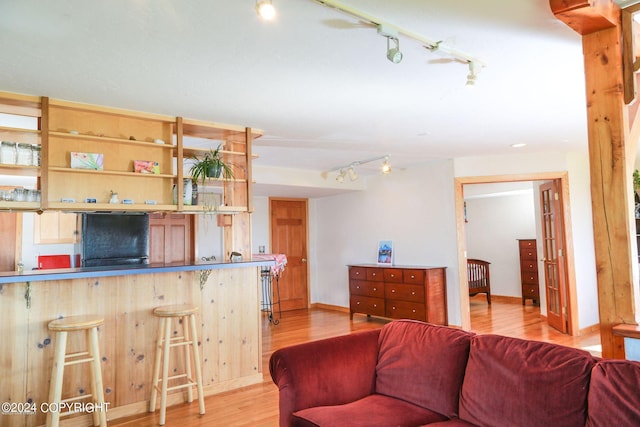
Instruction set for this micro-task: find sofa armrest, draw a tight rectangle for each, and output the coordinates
[269,328,381,427]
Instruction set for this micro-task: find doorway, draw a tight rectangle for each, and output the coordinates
[455,172,578,335]
[269,198,309,311]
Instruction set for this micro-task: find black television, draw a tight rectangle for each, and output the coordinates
[81,213,150,267]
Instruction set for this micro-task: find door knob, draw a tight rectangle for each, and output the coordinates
[302,258,307,263]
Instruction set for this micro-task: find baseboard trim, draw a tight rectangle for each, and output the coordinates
[310,302,349,313]
[579,323,600,336]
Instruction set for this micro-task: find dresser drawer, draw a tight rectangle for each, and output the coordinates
[349,267,367,280]
[350,295,385,317]
[522,284,539,299]
[349,280,384,298]
[403,269,425,284]
[519,240,536,250]
[385,283,424,303]
[366,268,384,282]
[383,268,403,283]
[521,271,539,285]
[520,260,537,272]
[386,300,426,321]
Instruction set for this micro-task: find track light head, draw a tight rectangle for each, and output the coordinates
[348,167,358,181]
[386,37,403,64]
[336,169,345,183]
[466,61,477,87]
[381,157,392,174]
[256,0,276,20]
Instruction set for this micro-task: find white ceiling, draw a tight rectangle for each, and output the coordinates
[0,0,590,196]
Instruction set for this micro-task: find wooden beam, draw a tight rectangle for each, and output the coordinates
[551,0,637,359]
[550,0,619,34]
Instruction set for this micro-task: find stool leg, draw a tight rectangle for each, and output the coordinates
[159,317,172,425]
[88,326,107,426]
[46,330,68,427]
[189,313,205,415]
[183,315,193,403]
[149,317,165,413]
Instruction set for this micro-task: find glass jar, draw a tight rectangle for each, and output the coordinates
[31,144,41,166]
[16,143,32,165]
[0,141,17,164]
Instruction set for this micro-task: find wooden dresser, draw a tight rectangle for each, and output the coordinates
[518,239,539,305]
[348,264,447,325]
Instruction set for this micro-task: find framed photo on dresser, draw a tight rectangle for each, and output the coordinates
[377,240,393,265]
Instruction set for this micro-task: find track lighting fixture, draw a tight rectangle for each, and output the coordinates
[323,155,392,183]
[309,0,485,82]
[386,37,402,64]
[256,0,276,20]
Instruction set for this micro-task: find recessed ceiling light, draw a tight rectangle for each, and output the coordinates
[511,143,527,148]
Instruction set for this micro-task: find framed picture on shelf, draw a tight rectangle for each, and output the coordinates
[377,240,393,265]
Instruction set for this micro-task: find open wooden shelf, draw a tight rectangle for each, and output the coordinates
[0,164,40,177]
[46,202,177,212]
[48,167,175,179]
[49,131,176,149]
[0,126,41,144]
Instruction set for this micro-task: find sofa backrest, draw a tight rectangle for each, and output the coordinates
[375,320,474,419]
[459,334,597,427]
[587,359,640,427]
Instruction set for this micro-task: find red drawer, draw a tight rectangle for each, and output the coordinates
[385,300,426,321]
[520,260,537,272]
[522,284,539,299]
[385,284,424,303]
[521,271,539,285]
[349,280,384,298]
[366,268,384,282]
[350,296,385,317]
[403,269,425,284]
[383,268,403,283]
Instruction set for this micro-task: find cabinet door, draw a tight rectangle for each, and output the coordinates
[149,214,193,264]
[34,211,78,244]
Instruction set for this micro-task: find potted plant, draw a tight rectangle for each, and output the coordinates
[189,144,234,184]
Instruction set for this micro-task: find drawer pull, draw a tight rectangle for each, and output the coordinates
[410,275,415,279]
[390,274,395,278]
[356,302,360,305]
[392,306,396,310]
[412,309,416,313]
[373,288,377,291]
[411,291,415,295]
[355,271,360,275]
[356,285,360,289]
[373,304,377,308]
[372,272,377,276]
[391,289,395,293]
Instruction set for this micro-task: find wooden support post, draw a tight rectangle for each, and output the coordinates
[550,0,638,358]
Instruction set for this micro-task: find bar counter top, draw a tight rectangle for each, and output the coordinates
[0,258,274,284]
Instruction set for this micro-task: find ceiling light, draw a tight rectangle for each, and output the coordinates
[256,0,276,20]
[348,167,358,181]
[511,143,527,148]
[381,157,392,174]
[336,169,346,183]
[386,37,403,64]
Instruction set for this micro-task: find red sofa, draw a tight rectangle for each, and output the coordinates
[269,320,640,427]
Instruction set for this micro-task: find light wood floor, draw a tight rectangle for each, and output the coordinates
[111,298,601,427]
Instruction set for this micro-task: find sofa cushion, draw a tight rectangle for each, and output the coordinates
[587,359,640,427]
[291,394,449,427]
[460,334,596,427]
[375,320,474,419]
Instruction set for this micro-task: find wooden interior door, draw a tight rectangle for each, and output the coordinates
[0,212,20,272]
[540,181,568,333]
[149,213,193,264]
[270,198,308,311]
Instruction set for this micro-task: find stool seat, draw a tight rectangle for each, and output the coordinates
[48,315,104,331]
[153,304,199,317]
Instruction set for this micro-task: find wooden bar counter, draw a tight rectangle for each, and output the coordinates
[0,260,272,426]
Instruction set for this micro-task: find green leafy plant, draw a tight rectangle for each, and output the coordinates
[634,169,640,193]
[189,145,234,184]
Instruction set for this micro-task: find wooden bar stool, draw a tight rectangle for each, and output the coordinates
[46,315,107,427]
[149,304,205,425]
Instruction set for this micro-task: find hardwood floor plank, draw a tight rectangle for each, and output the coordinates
[111,301,600,426]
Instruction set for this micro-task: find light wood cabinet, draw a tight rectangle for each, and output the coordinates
[33,211,78,244]
[518,239,540,305]
[348,264,448,325]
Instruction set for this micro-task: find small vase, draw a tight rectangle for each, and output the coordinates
[207,164,222,179]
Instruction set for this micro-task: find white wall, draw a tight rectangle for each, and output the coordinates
[464,191,536,298]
